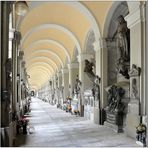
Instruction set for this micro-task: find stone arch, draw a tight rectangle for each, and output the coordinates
[103,1,129,38]
[21,24,81,54]
[26,56,58,71]
[26,62,55,74]
[24,39,71,64]
[103,1,129,85]
[28,69,50,80]
[25,50,64,68]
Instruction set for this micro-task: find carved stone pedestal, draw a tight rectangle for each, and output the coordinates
[94,101,100,124]
[104,83,129,133]
[104,110,124,133]
[84,90,94,121]
[125,100,141,138]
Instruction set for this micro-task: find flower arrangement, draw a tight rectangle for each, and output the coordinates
[17,116,29,126]
[16,116,29,134]
[136,123,146,134]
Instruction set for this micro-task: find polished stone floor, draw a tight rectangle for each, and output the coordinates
[16,97,139,147]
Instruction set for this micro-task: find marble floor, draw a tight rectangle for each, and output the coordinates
[16,97,140,147]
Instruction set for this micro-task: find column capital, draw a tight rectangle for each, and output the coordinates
[93,38,106,51]
[68,62,79,69]
[77,53,94,63]
[61,68,69,74]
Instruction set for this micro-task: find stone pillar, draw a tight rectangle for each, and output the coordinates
[125,2,146,138]
[61,68,69,101]
[77,53,94,117]
[21,61,27,115]
[12,31,21,113]
[1,1,11,146]
[68,62,79,98]
[57,71,62,105]
[146,2,148,146]
[17,51,24,118]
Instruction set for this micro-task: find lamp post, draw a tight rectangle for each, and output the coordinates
[12,0,28,112]
[11,1,28,145]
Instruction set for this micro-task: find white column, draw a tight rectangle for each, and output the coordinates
[93,39,107,124]
[94,39,107,108]
[125,2,146,138]
[57,71,62,105]
[68,62,79,98]
[61,68,69,101]
[57,71,62,89]
[77,53,94,116]
[17,51,24,117]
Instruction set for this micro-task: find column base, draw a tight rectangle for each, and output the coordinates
[79,105,84,117]
[125,100,140,138]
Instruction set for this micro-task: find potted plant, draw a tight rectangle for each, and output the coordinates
[136,123,146,146]
[17,116,29,134]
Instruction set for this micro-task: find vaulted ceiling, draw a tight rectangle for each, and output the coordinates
[19,1,112,90]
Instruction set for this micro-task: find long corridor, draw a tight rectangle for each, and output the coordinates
[16,98,139,147]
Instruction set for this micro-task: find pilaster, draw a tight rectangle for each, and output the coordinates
[68,62,79,97]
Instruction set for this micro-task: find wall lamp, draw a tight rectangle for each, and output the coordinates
[15,1,28,16]
[12,1,29,28]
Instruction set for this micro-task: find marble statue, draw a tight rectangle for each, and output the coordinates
[74,75,81,94]
[92,75,100,101]
[84,59,95,82]
[131,78,138,99]
[106,85,125,112]
[113,15,130,62]
[113,15,130,79]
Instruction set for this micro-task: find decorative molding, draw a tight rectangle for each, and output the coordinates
[67,62,79,69]
[125,3,145,28]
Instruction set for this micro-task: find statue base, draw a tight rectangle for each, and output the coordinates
[104,110,124,133]
[104,121,123,133]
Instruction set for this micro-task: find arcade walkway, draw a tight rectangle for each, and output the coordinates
[16,98,139,147]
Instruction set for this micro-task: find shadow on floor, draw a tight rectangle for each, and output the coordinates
[15,134,28,146]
